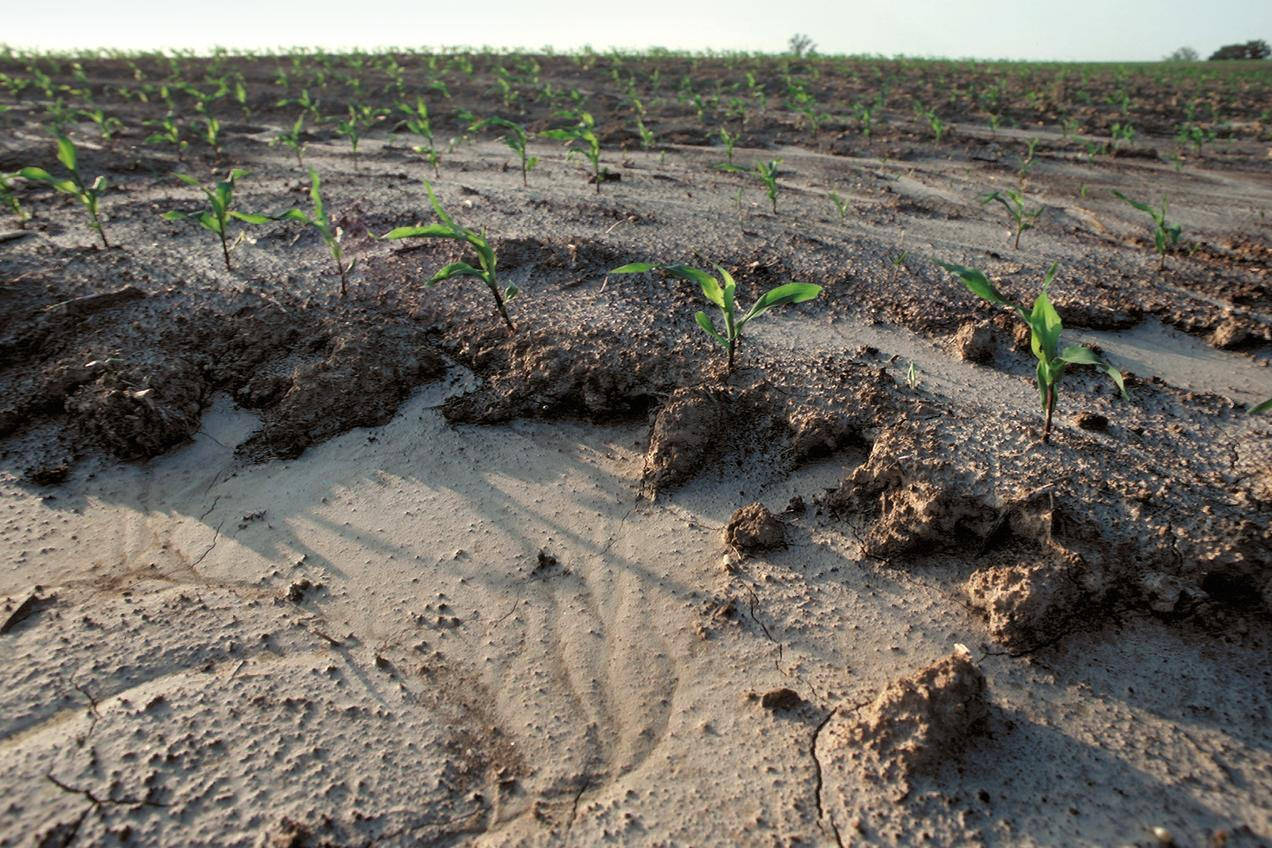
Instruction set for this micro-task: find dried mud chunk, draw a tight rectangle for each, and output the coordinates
[67,362,205,460]
[952,321,995,363]
[443,326,666,424]
[760,688,803,711]
[863,481,999,559]
[832,647,988,786]
[964,559,1086,649]
[642,386,732,494]
[723,502,785,554]
[1210,318,1251,350]
[787,408,862,461]
[238,329,443,462]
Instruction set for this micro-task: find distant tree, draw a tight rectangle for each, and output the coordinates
[788,34,817,57]
[1208,40,1270,60]
[1165,46,1199,61]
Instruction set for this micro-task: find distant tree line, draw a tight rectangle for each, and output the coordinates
[1208,40,1270,60]
[1164,40,1269,61]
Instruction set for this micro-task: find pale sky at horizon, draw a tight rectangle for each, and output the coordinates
[5,0,1271,62]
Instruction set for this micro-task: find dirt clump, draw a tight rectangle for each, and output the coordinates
[951,321,996,363]
[964,553,1090,649]
[442,324,682,425]
[723,502,785,554]
[829,646,989,788]
[66,359,206,460]
[238,327,443,462]
[642,385,763,495]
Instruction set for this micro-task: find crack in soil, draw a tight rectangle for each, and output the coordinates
[810,707,844,848]
[189,516,227,570]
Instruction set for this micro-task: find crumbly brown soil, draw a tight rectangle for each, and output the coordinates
[1,53,1268,848]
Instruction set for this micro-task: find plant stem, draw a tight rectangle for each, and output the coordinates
[489,284,515,332]
[1013,226,1022,249]
[726,339,736,373]
[220,228,232,271]
[1041,384,1055,443]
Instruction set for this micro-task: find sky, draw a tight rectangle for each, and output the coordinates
[5,0,1270,62]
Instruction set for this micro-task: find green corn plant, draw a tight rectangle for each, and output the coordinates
[477,117,537,186]
[719,126,737,167]
[544,112,604,193]
[334,103,385,170]
[145,113,187,156]
[1176,122,1212,156]
[273,112,307,168]
[935,260,1126,443]
[163,169,271,271]
[1109,122,1135,151]
[381,181,516,331]
[1,172,31,225]
[1112,191,1181,270]
[754,159,781,213]
[20,134,109,248]
[830,191,850,223]
[277,88,321,121]
[926,110,947,143]
[274,170,355,297]
[981,189,1043,249]
[201,115,222,157]
[610,261,821,373]
[80,108,123,145]
[399,97,440,176]
[1019,137,1040,177]
[1249,398,1272,415]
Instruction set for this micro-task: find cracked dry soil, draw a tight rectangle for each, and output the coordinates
[1,53,1270,847]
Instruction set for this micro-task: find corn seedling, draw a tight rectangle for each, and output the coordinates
[477,117,537,186]
[1176,122,1212,156]
[544,112,605,193]
[20,134,109,248]
[381,181,516,331]
[610,261,821,373]
[830,191,849,223]
[905,361,920,390]
[1019,137,1040,177]
[719,127,737,166]
[1112,191,1180,270]
[334,104,385,170]
[201,115,222,157]
[274,112,307,167]
[163,169,271,271]
[1110,122,1134,151]
[399,98,440,177]
[936,260,1126,442]
[1,172,31,225]
[982,189,1042,249]
[145,113,187,156]
[754,159,781,213]
[274,170,354,297]
[1249,398,1272,415]
[81,108,123,144]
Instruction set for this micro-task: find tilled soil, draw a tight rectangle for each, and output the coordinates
[1,53,1269,847]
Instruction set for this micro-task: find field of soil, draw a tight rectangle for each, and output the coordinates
[1,51,1270,846]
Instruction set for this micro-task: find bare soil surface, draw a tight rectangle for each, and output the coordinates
[1,53,1269,847]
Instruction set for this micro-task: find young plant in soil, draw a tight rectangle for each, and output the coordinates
[1250,398,1272,415]
[1,172,31,225]
[381,181,517,331]
[476,117,537,186]
[274,112,307,167]
[145,113,187,156]
[981,189,1042,249]
[275,170,355,297]
[544,111,605,193]
[80,108,123,145]
[610,262,821,373]
[1112,191,1181,270]
[754,159,781,213]
[20,134,110,247]
[334,104,386,170]
[163,170,271,271]
[830,191,850,223]
[399,98,441,176]
[936,260,1127,443]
